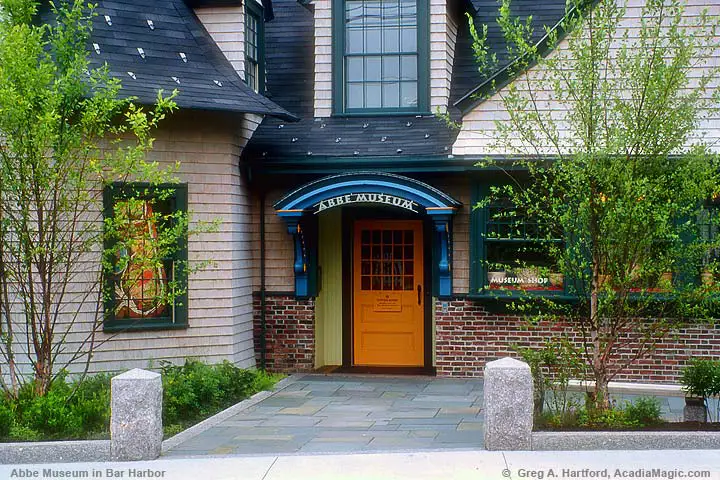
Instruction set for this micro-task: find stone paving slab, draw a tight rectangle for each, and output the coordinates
[164,374,485,457]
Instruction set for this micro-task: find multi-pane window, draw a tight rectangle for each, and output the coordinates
[360,229,415,291]
[482,197,564,292]
[103,183,188,331]
[245,2,264,93]
[699,200,720,287]
[340,0,424,111]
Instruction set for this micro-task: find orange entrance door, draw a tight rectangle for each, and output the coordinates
[353,220,424,366]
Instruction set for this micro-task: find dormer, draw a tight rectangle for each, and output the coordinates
[309,0,469,118]
[192,0,267,94]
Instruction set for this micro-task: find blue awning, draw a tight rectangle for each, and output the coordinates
[274,172,461,217]
[274,172,460,298]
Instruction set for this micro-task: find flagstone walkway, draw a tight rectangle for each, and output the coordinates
[163,374,485,456]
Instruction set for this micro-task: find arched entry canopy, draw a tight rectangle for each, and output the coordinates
[274,172,462,298]
[274,172,461,217]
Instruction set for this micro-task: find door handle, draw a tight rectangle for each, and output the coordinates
[417,284,422,305]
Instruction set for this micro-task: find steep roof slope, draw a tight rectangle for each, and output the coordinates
[45,0,297,120]
[451,0,568,108]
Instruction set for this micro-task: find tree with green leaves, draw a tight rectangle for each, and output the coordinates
[469,0,720,409]
[0,0,188,397]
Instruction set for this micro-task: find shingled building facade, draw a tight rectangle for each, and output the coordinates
[77,0,720,382]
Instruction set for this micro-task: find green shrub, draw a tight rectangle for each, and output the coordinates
[536,409,580,429]
[9,424,41,442]
[0,401,13,438]
[160,359,279,428]
[540,397,661,430]
[515,336,585,421]
[624,397,662,426]
[680,358,720,398]
[1,361,279,442]
[8,373,111,440]
[70,374,112,435]
[21,382,83,439]
[578,406,637,429]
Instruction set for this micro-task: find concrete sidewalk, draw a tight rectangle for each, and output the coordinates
[3,450,719,480]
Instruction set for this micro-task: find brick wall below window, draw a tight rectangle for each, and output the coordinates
[253,294,315,373]
[435,298,720,383]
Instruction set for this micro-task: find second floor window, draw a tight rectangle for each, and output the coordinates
[336,0,427,113]
[245,1,264,93]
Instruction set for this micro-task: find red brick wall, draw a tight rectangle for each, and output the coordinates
[253,294,315,373]
[252,294,720,382]
[435,298,720,382]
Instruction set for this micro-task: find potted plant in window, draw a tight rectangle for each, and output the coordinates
[679,358,720,422]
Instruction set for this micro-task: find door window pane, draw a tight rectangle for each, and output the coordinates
[360,228,415,291]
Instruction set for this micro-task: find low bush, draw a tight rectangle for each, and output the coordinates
[578,406,637,429]
[537,396,663,430]
[161,359,282,435]
[680,358,720,398]
[9,373,112,441]
[623,397,662,426]
[680,358,720,421]
[0,401,13,438]
[1,361,280,442]
[515,336,585,423]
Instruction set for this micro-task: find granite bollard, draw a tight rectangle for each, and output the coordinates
[683,397,707,423]
[111,368,163,461]
[484,357,533,450]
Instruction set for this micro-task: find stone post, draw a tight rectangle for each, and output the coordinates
[683,397,707,423]
[484,357,533,451]
[111,368,163,461]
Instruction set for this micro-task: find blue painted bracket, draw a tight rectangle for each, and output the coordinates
[432,216,452,298]
[286,219,309,297]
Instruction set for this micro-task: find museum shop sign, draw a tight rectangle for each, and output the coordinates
[315,193,419,213]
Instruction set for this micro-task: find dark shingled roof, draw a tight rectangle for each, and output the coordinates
[63,0,298,120]
[451,0,568,110]
[245,0,567,163]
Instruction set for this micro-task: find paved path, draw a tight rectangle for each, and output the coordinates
[164,374,484,456]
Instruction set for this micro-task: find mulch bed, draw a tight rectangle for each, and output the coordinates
[537,422,720,432]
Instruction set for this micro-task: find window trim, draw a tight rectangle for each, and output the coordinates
[470,182,574,300]
[245,0,265,94]
[331,0,430,115]
[469,180,715,302]
[102,182,189,332]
